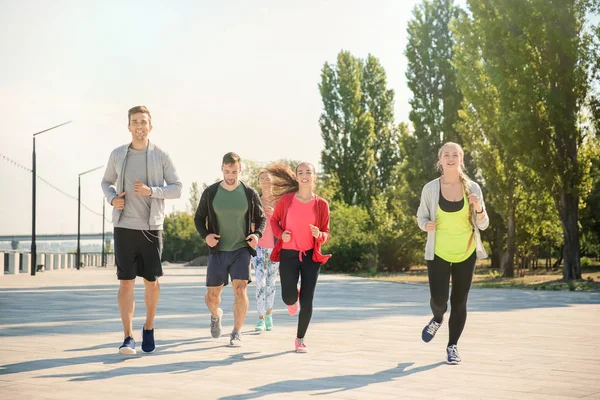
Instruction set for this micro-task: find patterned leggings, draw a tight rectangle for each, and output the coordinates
[253,246,279,317]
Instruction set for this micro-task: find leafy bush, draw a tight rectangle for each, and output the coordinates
[580,257,592,268]
[163,211,208,262]
[322,202,379,273]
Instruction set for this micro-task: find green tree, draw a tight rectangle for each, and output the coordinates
[104,238,113,254]
[163,180,209,262]
[451,9,522,276]
[403,0,466,212]
[187,182,201,213]
[377,123,427,271]
[392,0,467,273]
[240,160,265,192]
[361,55,400,195]
[454,0,599,280]
[514,169,562,268]
[163,211,207,262]
[319,50,376,205]
[322,202,378,273]
[580,141,600,258]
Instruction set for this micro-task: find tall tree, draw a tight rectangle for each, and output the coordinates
[452,9,522,276]
[403,0,465,212]
[187,182,201,213]
[239,160,265,192]
[580,137,600,258]
[319,50,376,206]
[378,123,426,271]
[455,0,599,280]
[361,55,400,195]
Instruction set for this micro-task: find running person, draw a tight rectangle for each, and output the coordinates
[101,105,182,355]
[253,170,280,332]
[267,162,331,353]
[416,142,489,364]
[194,152,266,347]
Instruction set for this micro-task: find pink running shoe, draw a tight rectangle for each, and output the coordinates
[295,338,308,353]
[287,288,300,316]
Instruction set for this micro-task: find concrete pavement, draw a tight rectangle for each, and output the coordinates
[1,265,599,399]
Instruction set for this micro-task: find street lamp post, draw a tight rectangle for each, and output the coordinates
[102,201,106,267]
[32,121,71,276]
[77,166,103,269]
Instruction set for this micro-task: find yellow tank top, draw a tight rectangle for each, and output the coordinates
[434,193,476,263]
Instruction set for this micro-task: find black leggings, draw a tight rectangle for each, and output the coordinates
[427,252,476,346]
[279,249,321,339]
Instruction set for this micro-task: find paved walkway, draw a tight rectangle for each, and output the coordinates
[1,265,599,400]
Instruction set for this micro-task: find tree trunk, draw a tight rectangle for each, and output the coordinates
[546,237,551,270]
[501,199,516,278]
[553,244,564,270]
[559,190,581,280]
[491,228,502,270]
[489,210,505,270]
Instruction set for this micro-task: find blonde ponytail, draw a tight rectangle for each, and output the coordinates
[459,166,475,256]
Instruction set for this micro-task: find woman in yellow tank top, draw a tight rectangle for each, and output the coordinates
[435,189,476,263]
[417,142,489,365]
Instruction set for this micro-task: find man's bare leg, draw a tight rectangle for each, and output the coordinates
[206,285,224,338]
[143,278,160,330]
[118,279,136,338]
[232,279,249,331]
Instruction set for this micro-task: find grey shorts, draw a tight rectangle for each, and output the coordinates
[206,247,252,287]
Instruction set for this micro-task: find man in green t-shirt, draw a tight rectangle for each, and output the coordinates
[194,152,266,347]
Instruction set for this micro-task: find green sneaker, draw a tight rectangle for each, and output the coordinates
[255,319,266,331]
[265,314,273,331]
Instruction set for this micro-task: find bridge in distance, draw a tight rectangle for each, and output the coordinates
[0,233,113,249]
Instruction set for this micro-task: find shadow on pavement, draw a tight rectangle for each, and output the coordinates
[219,361,446,399]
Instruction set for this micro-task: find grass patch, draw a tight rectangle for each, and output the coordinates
[355,264,600,292]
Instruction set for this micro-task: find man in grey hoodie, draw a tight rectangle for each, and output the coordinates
[101,105,182,355]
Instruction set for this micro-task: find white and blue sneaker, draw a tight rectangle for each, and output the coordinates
[422,318,442,343]
[118,336,136,355]
[447,345,461,364]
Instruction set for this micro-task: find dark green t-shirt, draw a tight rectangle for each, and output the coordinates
[213,184,248,251]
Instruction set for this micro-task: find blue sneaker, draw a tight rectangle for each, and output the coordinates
[142,327,155,353]
[119,336,136,355]
[421,318,442,343]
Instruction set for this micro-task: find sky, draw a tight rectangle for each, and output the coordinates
[0,0,468,236]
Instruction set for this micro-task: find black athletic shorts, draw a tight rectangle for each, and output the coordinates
[114,227,163,281]
[206,247,252,287]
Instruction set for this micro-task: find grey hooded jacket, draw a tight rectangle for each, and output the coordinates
[416,178,489,260]
[101,141,182,230]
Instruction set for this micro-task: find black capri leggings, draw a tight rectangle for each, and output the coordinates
[427,251,477,346]
[279,249,321,339]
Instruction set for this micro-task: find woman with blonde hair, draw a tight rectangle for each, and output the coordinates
[266,162,331,353]
[416,142,489,364]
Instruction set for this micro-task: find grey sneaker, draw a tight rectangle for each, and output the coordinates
[422,318,442,343]
[447,345,461,364]
[210,308,223,339]
[229,332,242,347]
